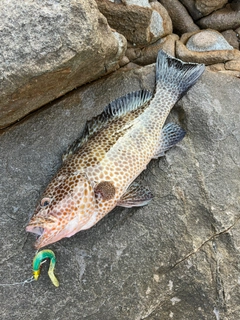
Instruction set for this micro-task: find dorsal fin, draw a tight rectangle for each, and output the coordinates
[62,90,153,162]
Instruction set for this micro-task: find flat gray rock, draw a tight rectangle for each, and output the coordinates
[0,65,240,319]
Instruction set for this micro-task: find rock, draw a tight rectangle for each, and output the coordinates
[119,56,130,67]
[230,0,240,11]
[179,0,203,20]
[1,63,240,319]
[221,30,240,50]
[96,0,172,46]
[218,70,240,77]
[195,0,228,16]
[158,0,199,34]
[225,59,240,71]
[207,63,225,71]
[177,32,240,65]
[236,27,240,37]
[0,0,127,130]
[186,30,233,51]
[198,6,240,31]
[125,0,151,6]
[125,47,141,61]
[128,34,179,65]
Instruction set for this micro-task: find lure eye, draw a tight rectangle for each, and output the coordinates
[40,197,51,208]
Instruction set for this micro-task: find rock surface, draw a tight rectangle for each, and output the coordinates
[195,0,228,16]
[158,0,199,34]
[126,34,179,65]
[198,6,240,31]
[186,30,233,51]
[0,0,126,129]
[96,0,172,46]
[1,62,240,320]
[176,36,240,65]
[221,29,240,50]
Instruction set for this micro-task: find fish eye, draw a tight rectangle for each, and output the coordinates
[40,197,51,208]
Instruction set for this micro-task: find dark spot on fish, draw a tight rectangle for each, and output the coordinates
[94,181,116,201]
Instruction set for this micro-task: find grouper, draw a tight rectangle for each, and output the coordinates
[26,50,205,249]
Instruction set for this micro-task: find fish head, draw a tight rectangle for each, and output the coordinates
[26,172,96,249]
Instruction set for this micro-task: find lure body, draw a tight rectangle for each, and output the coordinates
[32,249,59,287]
[26,51,205,249]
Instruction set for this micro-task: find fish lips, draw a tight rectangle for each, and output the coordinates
[26,225,44,236]
[26,225,53,249]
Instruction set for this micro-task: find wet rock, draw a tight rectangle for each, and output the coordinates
[96,0,172,46]
[127,34,179,65]
[176,38,240,65]
[0,0,126,129]
[158,0,199,34]
[221,30,240,50]
[195,0,228,16]
[198,6,240,31]
[186,30,233,51]
[1,64,240,320]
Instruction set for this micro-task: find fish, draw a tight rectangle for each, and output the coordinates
[26,50,205,249]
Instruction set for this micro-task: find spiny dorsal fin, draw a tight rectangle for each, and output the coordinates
[62,90,153,162]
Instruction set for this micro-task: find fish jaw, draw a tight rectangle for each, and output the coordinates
[26,212,95,249]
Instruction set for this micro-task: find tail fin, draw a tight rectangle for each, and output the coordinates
[156,50,205,100]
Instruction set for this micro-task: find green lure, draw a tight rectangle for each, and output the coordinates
[32,249,59,287]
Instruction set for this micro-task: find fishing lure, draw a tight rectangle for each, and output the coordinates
[32,249,59,287]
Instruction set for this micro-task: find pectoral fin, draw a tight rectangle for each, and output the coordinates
[153,123,186,159]
[117,183,153,208]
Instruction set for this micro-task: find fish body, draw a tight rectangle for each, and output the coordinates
[26,51,205,249]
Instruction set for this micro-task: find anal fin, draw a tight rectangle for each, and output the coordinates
[117,183,153,208]
[153,123,186,159]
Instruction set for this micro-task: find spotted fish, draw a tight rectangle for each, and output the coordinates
[26,51,205,249]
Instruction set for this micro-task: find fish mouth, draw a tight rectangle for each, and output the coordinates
[26,225,44,236]
[26,225,48,249]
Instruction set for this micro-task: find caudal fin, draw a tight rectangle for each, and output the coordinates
[156,50,205,100]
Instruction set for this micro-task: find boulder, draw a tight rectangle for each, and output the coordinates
[0,0,126,129]
[195,0,228,16]
[221,30,240,50]
[198,6,240,31]
[158,0,199,34]
[179,0,204,20]
[176,33,240,65]
[1,59,240,319]
[186,30,233,51]
[96,0,172,46]
[126,34,179,65]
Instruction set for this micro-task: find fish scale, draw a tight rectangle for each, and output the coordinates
[26,51,205,249]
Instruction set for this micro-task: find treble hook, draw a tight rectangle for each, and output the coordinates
[32,249,59,287]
